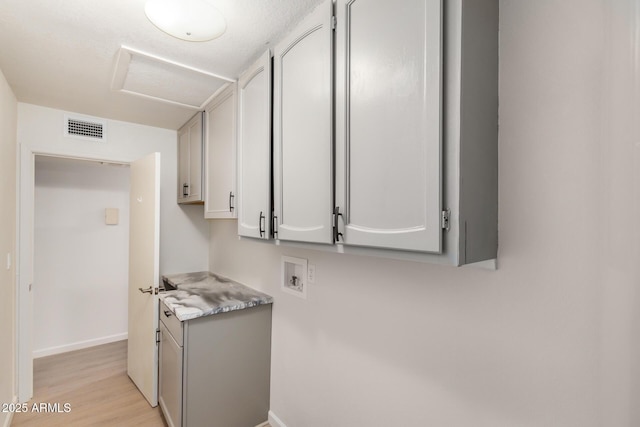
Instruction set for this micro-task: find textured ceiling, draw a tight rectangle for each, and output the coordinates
[0,0,324,129]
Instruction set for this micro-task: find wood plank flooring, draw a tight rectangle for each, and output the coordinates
[11,340,167,427]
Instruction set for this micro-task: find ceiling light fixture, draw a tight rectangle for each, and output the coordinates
[145,0,226,42]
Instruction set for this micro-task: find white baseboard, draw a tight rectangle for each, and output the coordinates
[1,395,18,427]
[33,333,128,359]
[268,411,287,427]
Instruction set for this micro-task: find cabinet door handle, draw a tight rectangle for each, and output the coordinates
[273,215,278,238]
[333,206,343,243]
[164,310,172,318]
[229,192,235,212]
[183,183,189,197]
[259,211,265,238]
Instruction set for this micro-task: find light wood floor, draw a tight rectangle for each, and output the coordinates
[11,340,167,427]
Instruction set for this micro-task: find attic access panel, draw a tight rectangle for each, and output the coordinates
[112,46,235,109]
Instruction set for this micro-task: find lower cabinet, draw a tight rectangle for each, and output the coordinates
[158,301,272,427]
[159,319,183,427]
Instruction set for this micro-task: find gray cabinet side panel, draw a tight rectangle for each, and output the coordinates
[458,0,499,263]
[183,305,272,427]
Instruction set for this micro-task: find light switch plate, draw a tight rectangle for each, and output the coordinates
[105,208,119,225]
[307,264,315,284]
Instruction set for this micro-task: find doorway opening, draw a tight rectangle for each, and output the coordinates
[33,155,130,358]
[19,148,162,407]
[17,147,135,403]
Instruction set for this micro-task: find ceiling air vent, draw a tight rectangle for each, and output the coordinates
[63,114,107,141]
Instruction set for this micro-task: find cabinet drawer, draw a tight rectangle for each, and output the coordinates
[160,301,183,346]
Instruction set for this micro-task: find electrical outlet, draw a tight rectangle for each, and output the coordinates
[307,264,315,284]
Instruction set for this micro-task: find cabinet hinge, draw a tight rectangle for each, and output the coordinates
[155,328,160,345]
[441,209,451,231]
[331,15,336,31]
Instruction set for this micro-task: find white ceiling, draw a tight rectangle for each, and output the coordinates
[0,0,323,130]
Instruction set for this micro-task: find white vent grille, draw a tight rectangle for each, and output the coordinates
[63,115,107,141]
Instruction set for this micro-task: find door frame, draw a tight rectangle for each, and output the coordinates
[17,144,133,402]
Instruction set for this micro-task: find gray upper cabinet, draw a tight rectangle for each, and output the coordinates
[204,83,237,219]
[177,112,204,204]
[334,0,443,253]
[332,0,498,265]
[273,0,334,244]
[231,0,497,266]
[237,51,272,239]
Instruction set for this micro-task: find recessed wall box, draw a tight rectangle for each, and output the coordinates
[282,256,308,299]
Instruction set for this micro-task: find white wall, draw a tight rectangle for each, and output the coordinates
[18,103,209,276]
[208,1,640,426]
[33,157,130,357]
[0,68,17,427]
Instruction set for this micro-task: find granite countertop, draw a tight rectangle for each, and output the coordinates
[160,271,273,321]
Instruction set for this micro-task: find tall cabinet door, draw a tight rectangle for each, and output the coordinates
[335,0,443,252]
[273,0,334,244]
[188,117,203,201]
[205,83,237,219]
[177,112,204,204]
[237,51,272,239]
[177,128,190,202]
